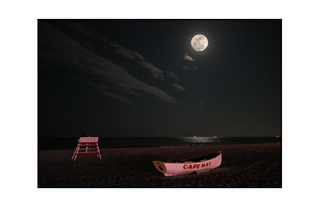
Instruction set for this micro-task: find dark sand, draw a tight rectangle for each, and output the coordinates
[38,143,281,188]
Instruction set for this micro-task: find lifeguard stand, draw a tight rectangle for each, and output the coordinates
[72,137,102,161]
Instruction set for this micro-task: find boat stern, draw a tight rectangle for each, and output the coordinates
[152,161,167,175]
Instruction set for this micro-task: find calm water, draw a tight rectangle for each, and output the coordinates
[38,136,280,150]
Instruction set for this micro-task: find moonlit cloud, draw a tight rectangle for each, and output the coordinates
[139,61,165,80]
[114,44,145,61]
[182,65,198,71]
[39,22,177,105]
[173,83,185,92]
[101,40,165,80]
[82,81,137,106]
[78,51,177,104]
[182,66,190,70]
[64,22,166,81]
[184,54,194,61]
[167,71,181,82]
[114,47,164,80]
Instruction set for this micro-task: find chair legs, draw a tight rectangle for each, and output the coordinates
[96,145,102,159]
[71,144,80,161]
[72,143,102,161]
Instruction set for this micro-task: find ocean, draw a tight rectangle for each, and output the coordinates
[38,136,281,150]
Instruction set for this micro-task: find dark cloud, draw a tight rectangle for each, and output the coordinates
[112,44,165,80]
[182,66,191,70]
[166,71,181,82]
[39,21,177,105]
[173,83,185,92]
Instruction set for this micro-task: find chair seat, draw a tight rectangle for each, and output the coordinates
[72,137,102,161]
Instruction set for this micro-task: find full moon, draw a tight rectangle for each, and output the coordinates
[191,34,208,51]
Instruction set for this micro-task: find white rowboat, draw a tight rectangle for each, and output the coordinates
[153,152,222,177]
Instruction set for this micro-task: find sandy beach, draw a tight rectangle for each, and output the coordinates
[38,143,281,188]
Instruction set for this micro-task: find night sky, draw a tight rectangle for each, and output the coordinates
[38,20,281,137]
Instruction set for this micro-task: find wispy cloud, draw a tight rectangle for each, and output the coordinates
[112,44,165,80]
[83,81,137,106]
[182,65,198,71]
[173,83,185,92]
[39,21,178,105]
[63,21,166,81]
[182,66,190,70]
[167,71,181,82]
[114,44,145,61]
[182,54,198,71]
[184,54,194,61]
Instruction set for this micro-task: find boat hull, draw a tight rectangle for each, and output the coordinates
[153,152,222,177]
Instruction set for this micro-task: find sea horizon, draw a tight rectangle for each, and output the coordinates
[38,136,281,150]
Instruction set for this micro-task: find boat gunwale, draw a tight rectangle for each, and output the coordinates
[165,152,221,163]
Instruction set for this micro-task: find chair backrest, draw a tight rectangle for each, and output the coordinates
[79,137,99,143]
